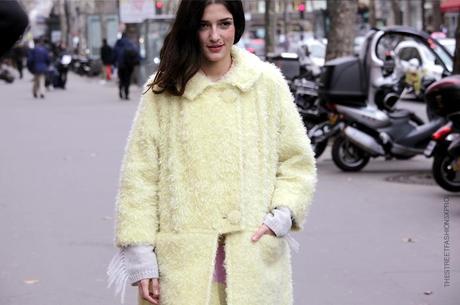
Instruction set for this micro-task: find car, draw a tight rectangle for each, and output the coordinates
[290,38,326,67]
[437,38,456,56]
[301,38,326,67]
[356,26,453,105]
[236,37,265,58]
[354,36,366,55]
[394,40,445,80]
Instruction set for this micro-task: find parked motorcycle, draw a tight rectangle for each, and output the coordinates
[291,66,335,158]
[71,54,92,76]
[424,75,460,192]
[319,56,447,172]
[297,26,452,160]
[0,64,15,83]
[267,52,331,158]
[54,53,71,88]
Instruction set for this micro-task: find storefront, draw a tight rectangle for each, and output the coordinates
[441,0,460,37]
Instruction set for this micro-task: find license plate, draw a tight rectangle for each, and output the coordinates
[424,140,436,157]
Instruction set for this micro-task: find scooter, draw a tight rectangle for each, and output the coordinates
[327,101,446,171]
[318,54,447,171]
[424,75,460,192]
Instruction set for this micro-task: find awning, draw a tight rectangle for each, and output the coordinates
[441,0,460,12]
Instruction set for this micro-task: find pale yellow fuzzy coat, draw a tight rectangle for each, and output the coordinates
[114,46,317,305]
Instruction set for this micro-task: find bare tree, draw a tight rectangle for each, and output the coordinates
[325,0,358,61]
[454,16,460,74]
[390,0,402,25]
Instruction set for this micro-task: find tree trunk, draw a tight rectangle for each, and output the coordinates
[264,0,276,56]
[369,0,377,28]
[325,0,357,61]
[431,0,443,32]
[421,0,426,31]
[282,0,288,52]
[58,0,68,46]
[453,16,460,74]
[390,0,402,25]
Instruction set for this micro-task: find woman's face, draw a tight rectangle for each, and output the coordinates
[198,3,235,66]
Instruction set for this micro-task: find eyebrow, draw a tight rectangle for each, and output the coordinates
[200,17,233,23]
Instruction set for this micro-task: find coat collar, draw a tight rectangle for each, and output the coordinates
[182,46,263,101]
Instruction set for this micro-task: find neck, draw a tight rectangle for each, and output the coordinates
[201,54,232,81]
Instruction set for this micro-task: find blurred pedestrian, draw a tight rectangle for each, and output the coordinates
[11,43,26,79]
[107,1,317,305]
[54,42,71,89]
[100,38,113,81]
[27,38,50,98]
[113,33,140,100]
[0,0,28,58]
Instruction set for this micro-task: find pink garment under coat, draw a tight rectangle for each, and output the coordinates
[212,238,227,284]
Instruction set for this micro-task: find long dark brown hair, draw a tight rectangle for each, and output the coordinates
[146,0,245,96]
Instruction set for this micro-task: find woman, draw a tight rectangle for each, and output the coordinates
[107,1,317,305]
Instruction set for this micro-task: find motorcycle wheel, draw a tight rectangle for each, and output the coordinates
[303,116,328,159]
[432,152,460,192]
[312,140,328,159]
[332,136,370,172]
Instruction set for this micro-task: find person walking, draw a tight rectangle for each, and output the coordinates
[100,38,113,81]
[113,33,140,100]
[107,1,317,305]
[27,38,50,98]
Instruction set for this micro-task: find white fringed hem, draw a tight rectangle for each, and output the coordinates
[285,233,300,253]
[107,249,129,304]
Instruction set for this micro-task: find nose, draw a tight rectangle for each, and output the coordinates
[209,25,220,42]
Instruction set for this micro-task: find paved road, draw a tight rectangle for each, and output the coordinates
[0,73,458,305]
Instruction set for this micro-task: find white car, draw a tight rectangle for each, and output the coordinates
[394,40,445,80]
[294,38,326,67]
[437,38,456,56]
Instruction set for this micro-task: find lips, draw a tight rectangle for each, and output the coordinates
[208,44,224,53]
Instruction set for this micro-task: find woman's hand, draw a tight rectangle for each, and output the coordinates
[251,224,276,242]
[139,278,160,305]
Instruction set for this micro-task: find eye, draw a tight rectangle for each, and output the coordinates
[199,22,210,30]
[219,21,233,28]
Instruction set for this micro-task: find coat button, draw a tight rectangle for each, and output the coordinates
[227,210,241,224]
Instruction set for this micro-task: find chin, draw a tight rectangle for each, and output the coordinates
[205,54,225,62]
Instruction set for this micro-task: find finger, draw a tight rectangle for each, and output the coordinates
[139,279,158,305]
[151,278,160,297]
[251,225,267,242]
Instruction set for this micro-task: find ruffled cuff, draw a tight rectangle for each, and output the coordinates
[107,245,158,304]
[263,206,292,237]
[263,206,300,253]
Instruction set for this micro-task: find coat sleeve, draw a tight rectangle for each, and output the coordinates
[114,88,160,247]
[270,71,317,232]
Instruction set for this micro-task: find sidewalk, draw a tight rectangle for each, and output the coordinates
[0,71,458,305]
[0,72,143,305]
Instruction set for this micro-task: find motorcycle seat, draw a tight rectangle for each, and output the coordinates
[388,109,412,119]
